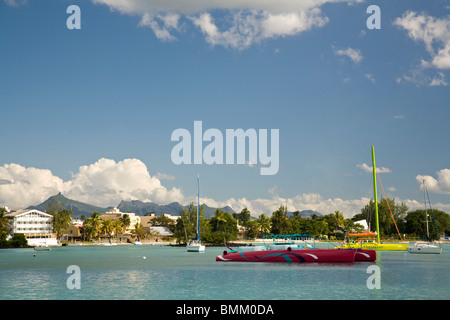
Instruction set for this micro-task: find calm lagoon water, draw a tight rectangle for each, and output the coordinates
[0,243,449,300]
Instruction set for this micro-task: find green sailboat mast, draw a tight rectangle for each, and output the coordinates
[372,146,381,244]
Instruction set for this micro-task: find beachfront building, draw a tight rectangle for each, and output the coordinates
[139,216,175,242]
[99,208,141,233]
[144,213,181,223]
[5,209,58,246]
[149,226,173,241]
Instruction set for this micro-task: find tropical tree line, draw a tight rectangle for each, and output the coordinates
[46,208,153,243]
[172,204,269,245]
[79,212,152,242]
[170,199,450,244]
[170,204,365,244]
[49,199,450,244]
[2,197,449,247]
[353,198,450,241]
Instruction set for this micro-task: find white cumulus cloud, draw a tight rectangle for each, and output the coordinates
[394,11,450,86]
[0,163,65,209]
[357,163,391,174]
[0,158,184,209]
[91,0,362,49]
[2,159,448,219]
[139,13,181,41]
[334,47,363,63]
[416,169,450,194]
[63,158,184,207]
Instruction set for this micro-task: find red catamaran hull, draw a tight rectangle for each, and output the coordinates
[216,248,376,263]
[352,249,377,261]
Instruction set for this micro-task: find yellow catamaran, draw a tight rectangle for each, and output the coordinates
[336,146,408,251]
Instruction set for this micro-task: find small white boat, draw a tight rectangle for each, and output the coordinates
[187,240,205,252]
[187,175,205,253]
[133,241,142,245]
[407,180,442,254]
[407,242,442,254]
[34,245,51,251]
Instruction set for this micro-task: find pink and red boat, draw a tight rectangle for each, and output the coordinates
[216,247,376,263]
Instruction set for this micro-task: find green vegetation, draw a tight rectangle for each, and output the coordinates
[0,233,28,248]
[2,197,449,248]
[0,208,28,248]
[172,198,450,244]
[0,207,9,240]
[352,198,449,241]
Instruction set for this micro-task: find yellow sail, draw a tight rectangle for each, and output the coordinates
[336,242,408,251]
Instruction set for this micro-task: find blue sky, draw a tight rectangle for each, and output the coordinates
[1,0,449,217]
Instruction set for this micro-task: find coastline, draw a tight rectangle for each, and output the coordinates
[2,238,449,250]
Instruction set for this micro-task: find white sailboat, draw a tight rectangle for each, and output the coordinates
[187,174,205,253]
[408,180,442,254]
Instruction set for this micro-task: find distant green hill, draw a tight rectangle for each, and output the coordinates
[27,193,108,217]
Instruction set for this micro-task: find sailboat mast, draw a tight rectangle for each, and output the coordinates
[372,146,381,244]
[197,174,200,242]
[423,180,429,241]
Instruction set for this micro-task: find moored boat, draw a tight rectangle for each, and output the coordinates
[353,248,377,261]
[34,245,51,251]
[407,180,442,254]
[187,174,205,253]
[407,242,442,254]
[187,239,206,252]
[216,247,375,263]
[336,146,407,251]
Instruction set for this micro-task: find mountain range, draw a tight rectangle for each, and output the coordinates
[27,193,322,219]
[117,199,235,219]
[27,193,235,219]
[27,193,109,218]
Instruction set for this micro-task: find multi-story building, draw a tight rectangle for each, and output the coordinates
[5,209,58,246]
[99,208,141,233]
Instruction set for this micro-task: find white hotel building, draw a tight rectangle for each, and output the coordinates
[5,209,58,246]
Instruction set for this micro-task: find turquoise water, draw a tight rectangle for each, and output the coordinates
[0,244,449,300]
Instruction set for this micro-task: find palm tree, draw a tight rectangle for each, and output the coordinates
[0,208,9,228]
[0,208,10,240]
[256,214,271,237]
[112,220,123,240]
[333,211,345,229]
[120,214,131,233]
[101,219,114,243]
[213,209,227,232]
[86,212,102,240]
[329,210,345,239]
[132,222,146,241]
